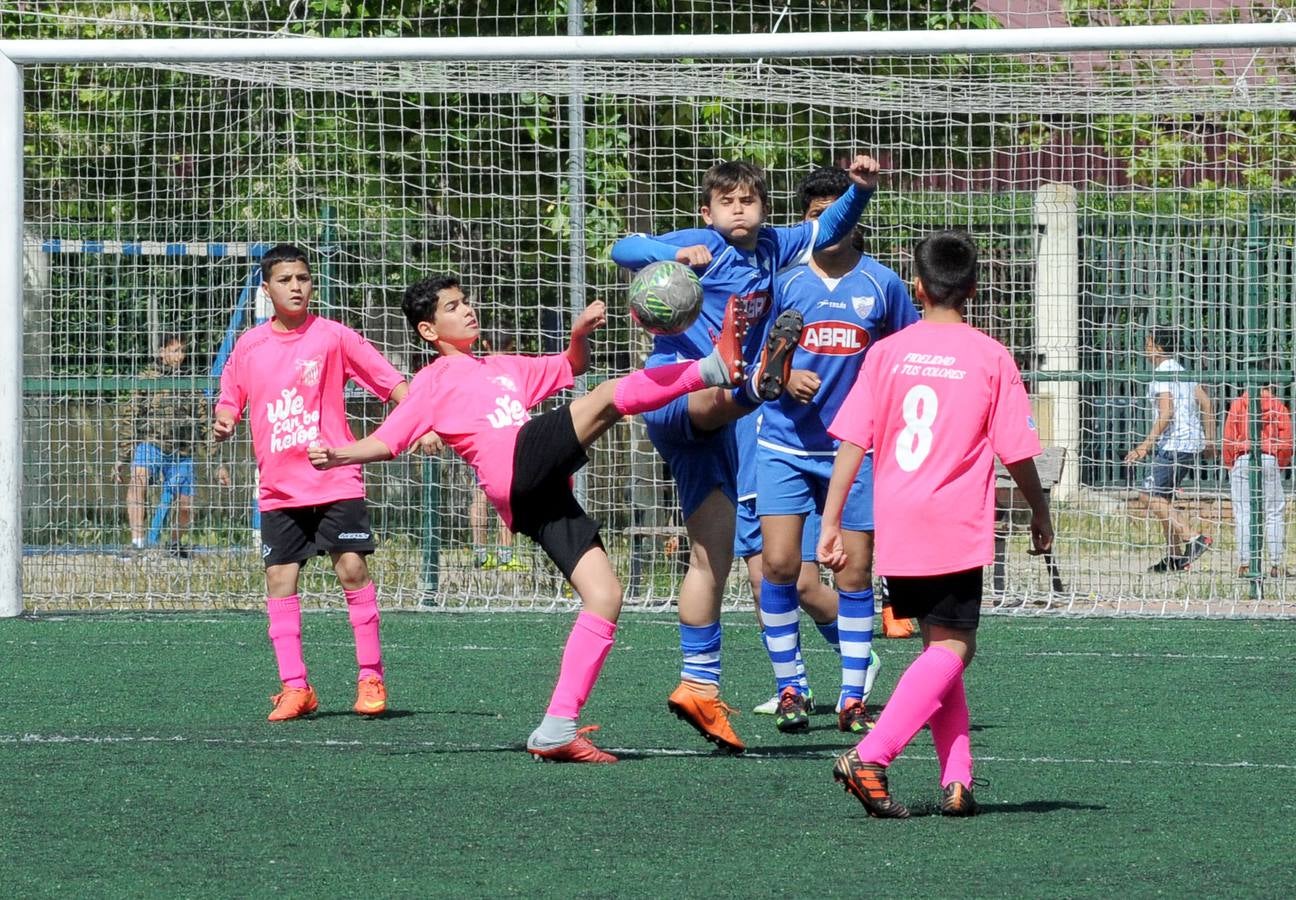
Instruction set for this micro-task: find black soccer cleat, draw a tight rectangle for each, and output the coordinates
[773,686,810,734]
[940,781,981,817]
[755,309,804,401]
[832,749,910,818]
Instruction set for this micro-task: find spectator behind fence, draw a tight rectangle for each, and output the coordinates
[1124,327,1216,573]
[1223,364,1293,578]
[114,333,229,559]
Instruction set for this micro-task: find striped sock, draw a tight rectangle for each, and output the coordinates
[759,578,801,693]
[679,621,722,685]
[816,617,841,653]
[837,587,875,704]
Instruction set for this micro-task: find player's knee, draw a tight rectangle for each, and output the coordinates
[333,554,370,590]
[762,550,800,586]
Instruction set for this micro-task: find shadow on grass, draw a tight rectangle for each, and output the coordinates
[897,799,1109,817]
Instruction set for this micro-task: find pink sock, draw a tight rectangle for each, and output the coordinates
[545,611,618,718]
[928,671,973,788]
[612,361,705,416]
[266,595,308,689]
[344,581,384,681]
[856,645,965,766]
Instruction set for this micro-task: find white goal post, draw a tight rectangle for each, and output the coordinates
[4,23,1296,618]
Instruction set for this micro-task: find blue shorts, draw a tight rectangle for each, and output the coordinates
[1142,449,1197,499]
[130,443,196,497]
[641,356,738,521]
[755,447,874,532]
[734,497,823,562]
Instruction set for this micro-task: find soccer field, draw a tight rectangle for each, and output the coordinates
[3,611,1293,898]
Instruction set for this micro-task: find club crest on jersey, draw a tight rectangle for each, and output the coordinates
[851,294,877,319]
[295,356,323,387]
[800,320,869,356]
[492,375,518,392]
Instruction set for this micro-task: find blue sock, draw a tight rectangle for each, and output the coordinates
[816,618,841,653]
[837,588,874,703]
[759,578,801,693]
[680,621,722,684]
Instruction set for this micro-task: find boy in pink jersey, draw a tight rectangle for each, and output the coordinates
[817,230,1053,817]
[214,244,410,722]
[308,274,748,763]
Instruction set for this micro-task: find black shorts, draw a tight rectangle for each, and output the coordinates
[509,405,602,580]
[259,498,376,567]
[882,567,983,631]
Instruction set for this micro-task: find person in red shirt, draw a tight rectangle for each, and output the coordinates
[1223,368,1293,577]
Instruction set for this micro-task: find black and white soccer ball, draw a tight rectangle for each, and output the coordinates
[627,260,704,336]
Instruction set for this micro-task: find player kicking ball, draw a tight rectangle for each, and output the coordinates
[308,275,749,763]
[818,230,1052,817]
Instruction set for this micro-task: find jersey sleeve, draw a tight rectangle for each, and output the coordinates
[342,327,406,401]
[370,379,436,457]
[988,349,1043,465]
[215,340,246,423]
[611,228,720,270]
[513,354,576,408]
[828,352,879,451]
[811,184,871,251]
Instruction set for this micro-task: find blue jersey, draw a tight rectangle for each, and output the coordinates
[611,185,873,365]
[758,254,918,454]
[627,224,817,364]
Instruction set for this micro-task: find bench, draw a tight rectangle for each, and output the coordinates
[994,446,1067,594]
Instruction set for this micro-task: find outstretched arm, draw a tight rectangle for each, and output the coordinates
[565,299,607,377]
[612,230,716,271]
[308,436,395,470]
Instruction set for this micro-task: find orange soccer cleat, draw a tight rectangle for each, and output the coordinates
[527,725,618,764]
[353,675,388,716]
[667,681,746,753]
[267,684,319,722]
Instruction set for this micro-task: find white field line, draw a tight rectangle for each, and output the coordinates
[1,732,1293,771]
[3,638,1291,663]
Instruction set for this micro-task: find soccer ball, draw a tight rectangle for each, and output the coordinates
[627,260,704,336]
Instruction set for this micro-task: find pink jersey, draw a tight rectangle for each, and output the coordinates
[830,320,1041,576]
[216,315,406,511]
[371,352,574,529]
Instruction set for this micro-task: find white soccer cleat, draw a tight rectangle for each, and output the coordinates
[837,650,883,713]
[752,694,779,715]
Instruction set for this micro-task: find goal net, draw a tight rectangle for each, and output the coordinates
[7,12,1296,616]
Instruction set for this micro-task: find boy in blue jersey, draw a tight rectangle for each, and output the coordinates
[612,155,880,752]
[756,167,919,735]
[736,401,882,717]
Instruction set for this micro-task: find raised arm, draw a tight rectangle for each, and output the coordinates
[811,155,880,250]
[564,299,607,377]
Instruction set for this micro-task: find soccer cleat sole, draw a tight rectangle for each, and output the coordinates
[756,310,804,401]
[667,698,745,754]
[775,715,810,734]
